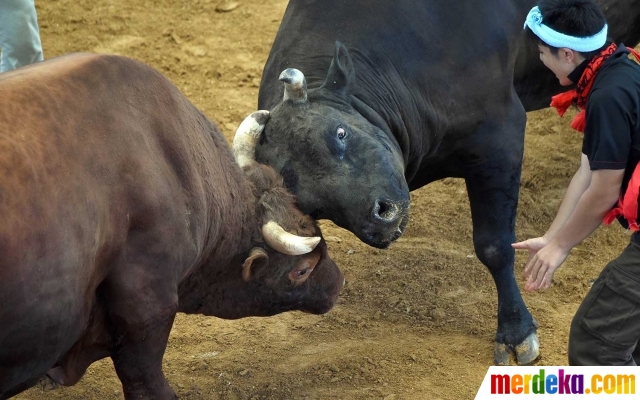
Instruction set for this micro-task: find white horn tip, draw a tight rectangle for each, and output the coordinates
[249,110,270,126]
[232,110,270,168]
[234,111,270,139]
[300,236,321,252]
[262,221,321,255]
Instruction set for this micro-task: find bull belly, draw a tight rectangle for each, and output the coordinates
[0,300,104,395]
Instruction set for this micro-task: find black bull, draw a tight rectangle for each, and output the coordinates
[254,0,640,364]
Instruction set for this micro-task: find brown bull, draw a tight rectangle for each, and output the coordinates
[0,53,343,399]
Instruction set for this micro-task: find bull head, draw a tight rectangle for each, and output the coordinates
[233,112,322,256]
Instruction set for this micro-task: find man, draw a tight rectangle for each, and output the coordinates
[0,0,44,72]
[514,0,640,365]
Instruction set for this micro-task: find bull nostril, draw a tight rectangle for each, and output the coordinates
[372,199,400,222]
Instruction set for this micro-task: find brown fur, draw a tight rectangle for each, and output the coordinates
[0,54,342,400]
[245,164,317,238]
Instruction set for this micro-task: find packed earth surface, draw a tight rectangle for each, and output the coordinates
[14,1,640,399]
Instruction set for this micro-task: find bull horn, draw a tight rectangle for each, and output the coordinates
[279,68,308,103]
[232,110,270,168]
[262,221,321,255]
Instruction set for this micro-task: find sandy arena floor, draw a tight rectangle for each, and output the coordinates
[14,1,640,399]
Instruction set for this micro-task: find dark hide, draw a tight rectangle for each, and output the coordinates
[0,54,343,399]
[255,0,640,364]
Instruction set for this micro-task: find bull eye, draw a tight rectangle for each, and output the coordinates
[290,266,313,286]
[336,126,347,140]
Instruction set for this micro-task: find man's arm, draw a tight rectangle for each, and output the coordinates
[544,153,593,241]
[512,153,592,266]
[550,167,623,250]
[524,166,623,291]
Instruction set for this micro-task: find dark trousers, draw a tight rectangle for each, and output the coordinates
[569,233,640,365]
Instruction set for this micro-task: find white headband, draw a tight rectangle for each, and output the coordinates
[524,6,608,52]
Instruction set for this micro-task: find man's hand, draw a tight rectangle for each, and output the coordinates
[512,237,548,268]
[514,239,570,292]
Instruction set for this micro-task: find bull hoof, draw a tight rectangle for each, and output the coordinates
[494,342,513,366]
[515,331,540,365]
[37,375,60,391]
[494,332,540,365]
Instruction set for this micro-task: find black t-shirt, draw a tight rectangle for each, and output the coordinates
[580,45,640,195]
[575,45,640,228]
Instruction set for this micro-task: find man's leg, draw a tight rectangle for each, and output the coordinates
[569,239,640,365]
[0,0,44,72]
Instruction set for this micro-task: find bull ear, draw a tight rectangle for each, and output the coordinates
[322,41,355,94]
[242,247,269,282]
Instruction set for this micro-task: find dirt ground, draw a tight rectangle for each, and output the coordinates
[13,1,640,399]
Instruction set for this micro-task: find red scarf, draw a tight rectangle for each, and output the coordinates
[550,43,618,132]
[551,44,640,230]
[603,163,640,231]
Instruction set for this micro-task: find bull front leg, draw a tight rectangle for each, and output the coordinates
[110,309,177,399]
[461,99,539,365]
[104,259,179,399]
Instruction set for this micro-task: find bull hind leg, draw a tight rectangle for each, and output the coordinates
[461,97,539,365]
